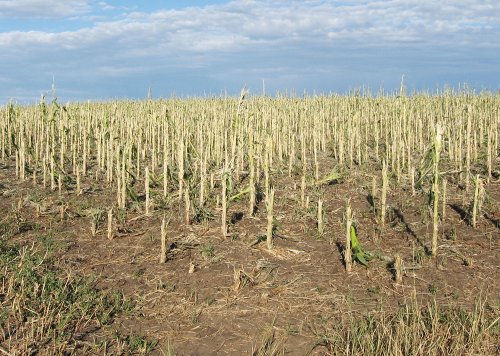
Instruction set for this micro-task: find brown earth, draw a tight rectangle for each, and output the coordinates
[1,156,499,355]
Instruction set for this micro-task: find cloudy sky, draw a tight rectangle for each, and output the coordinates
[1,0,499,103]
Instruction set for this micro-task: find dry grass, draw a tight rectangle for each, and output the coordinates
[310,296,499,355]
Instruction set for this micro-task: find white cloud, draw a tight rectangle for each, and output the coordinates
[97,1,114,11]
[0,0,91,18]
[1,0,499,102]
[1,0,499,52]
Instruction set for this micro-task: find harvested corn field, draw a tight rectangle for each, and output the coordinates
[1,91,499,355]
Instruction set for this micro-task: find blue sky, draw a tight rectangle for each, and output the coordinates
[1,0,499,103]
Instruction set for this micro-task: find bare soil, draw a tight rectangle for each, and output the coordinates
[1,156,499,355]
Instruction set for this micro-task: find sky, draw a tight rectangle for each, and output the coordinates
[0,0,499,103]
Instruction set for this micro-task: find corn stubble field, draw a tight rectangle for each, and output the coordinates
[0,90,499,355]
